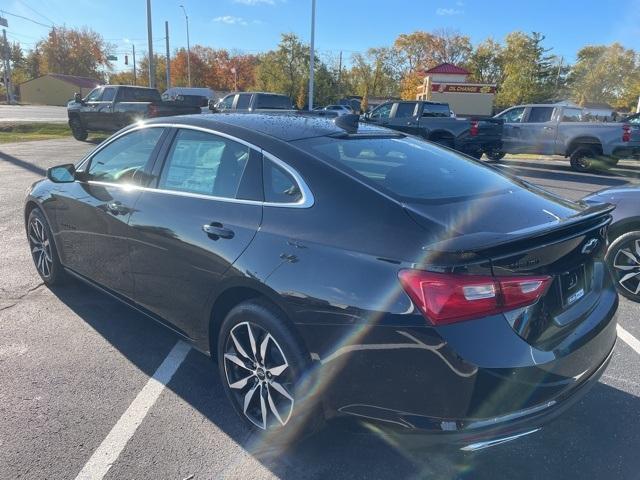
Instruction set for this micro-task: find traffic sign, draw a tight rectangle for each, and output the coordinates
[107,55,118,61]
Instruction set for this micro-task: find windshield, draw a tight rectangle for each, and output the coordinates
[297,135,516,202]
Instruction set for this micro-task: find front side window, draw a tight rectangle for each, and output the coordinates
[263,159,302,203]
[395,102,417,118]
[220,95,235,110]
[498,107,525,123]
[371,103,392,120]
[86,128,164,184]
[159,129,250,198]
[527,107,554,123]
[85,88,103,102]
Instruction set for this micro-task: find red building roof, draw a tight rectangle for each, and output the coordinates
[424,63,470,75]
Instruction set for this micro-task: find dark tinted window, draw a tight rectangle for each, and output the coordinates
[421,103,450,117]
[87,128,164,184]
[396,103,417,118]
[119,87,161,102]
[263,160,302,203]
[254,94,292,110]
[236,93,251,109]
[101,87,117,102]
[159,129,249,198]
[298,136,514,202]
[220,95,235,109]
[527,107,554,123]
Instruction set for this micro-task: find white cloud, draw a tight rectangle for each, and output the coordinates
[214,15,249,26]
[436,7,463,15]
[232,0,276,5]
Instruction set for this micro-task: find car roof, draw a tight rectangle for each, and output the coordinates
[144,112,389,142]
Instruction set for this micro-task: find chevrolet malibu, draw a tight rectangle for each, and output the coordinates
[24,113,618,449]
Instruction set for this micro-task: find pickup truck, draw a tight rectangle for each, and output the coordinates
[67,85,201,141]
[209,92,294,113]
[493,104,640,171]
[361,100,503,158]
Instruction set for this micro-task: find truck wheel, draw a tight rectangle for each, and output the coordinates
[569,146,598,172]
[485,150,506,162]
[431,137,454,149]
[69,117,88,141]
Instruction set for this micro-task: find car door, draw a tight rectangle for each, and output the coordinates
[495,106,526,152]
[387,102,419,134]
[519,106,557,154]
[127,128,263,338]
[54,126,168,296]
[94,86,118,130]
[80,87,104,130]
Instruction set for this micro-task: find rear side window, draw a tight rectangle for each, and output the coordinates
[421,103,450,117]
[254,94,292,110]
[395,103,417,118]
[263,159,302,203]
[297,136,514,202]
[561,108,583,122]
[119,88,161,102]
[87,128,164,185]
[101,87,117,102]
[527,107,554,123]
[159,129,249,198]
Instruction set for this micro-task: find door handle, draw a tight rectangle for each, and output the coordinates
[202,222,234,239]
[106,201,128,215]
[543,126,554,130]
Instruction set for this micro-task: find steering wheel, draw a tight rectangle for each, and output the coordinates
[113,166,140,183]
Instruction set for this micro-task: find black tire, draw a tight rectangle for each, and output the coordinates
[26,208,66,286]
[569,146,598,172]
[485,149,506,162]
[69,117,88,141]
[467,150,483,159]
[431,137,454,149]
[605,231,640,303]
[217,299,323,437]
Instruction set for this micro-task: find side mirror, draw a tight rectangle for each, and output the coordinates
[47,164,76,183]
[74,92,83,104]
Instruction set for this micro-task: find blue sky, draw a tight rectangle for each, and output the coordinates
[3,0,640,72]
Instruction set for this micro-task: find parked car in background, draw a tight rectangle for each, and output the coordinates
[67,86,201,141]
[583,185,640,302]
[27,113,617,447]
[209,92,294,112]
[316,104,354,115]
[492,104,640,171]
[162,87,215,107]
[361,100,503,159]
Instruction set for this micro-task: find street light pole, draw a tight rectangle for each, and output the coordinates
[179,5,191,87]
[308,0,315,111]
[146,0,155,88]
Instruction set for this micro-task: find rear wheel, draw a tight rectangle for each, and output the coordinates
[569,146,598,172]
[606,231,640,302]
[69,117,88,141]
[485,149,506,162]
[217,299,322,436]
[27,208,66,286]
[430,136,454,149]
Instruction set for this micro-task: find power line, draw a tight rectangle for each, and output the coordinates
[0,10,53,28]
[15,0,56,26]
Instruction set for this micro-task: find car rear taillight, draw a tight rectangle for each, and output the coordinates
[148,104,160,117]
[623,124,631,142]
[398,270,551,325]
[470,121,479,136]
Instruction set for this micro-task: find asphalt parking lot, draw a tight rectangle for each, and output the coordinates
[1,138,640,480]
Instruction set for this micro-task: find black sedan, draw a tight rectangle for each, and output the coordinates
[25,113,618,449]
[583,185,640,302]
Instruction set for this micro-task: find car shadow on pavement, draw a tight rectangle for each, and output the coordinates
[0,150,46,176]
[50,278,640,479]
[500,159,640,184]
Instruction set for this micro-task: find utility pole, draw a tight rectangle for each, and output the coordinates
[146,0,155,88]
[337,50,342,98]
[165,21,171,89]
[308,0,315,110]
[179,5,191,87]
[132,44,137,85]
[555,56,563,92]
[2,29,12,104]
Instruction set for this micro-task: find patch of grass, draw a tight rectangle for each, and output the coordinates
[0,123,72,143]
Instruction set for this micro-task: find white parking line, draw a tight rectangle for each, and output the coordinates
[618,325,640,355]
[74,341,191,480]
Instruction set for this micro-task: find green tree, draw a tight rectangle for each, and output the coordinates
[496,32,556,108]
[568,43,639,110]
[467,38,503,84]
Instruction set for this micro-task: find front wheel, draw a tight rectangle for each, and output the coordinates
[27,208,66,285]
[606,231,640,303]
[217,299,322,436]
[69,117,88,141]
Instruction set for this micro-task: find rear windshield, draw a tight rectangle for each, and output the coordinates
[255,94,292,110]
[297,136,515,202]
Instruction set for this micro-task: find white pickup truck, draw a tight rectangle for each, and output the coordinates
[491,104,640,171]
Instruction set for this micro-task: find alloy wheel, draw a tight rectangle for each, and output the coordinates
[28,217,53,279]
[612,239,640,296]
[223,322,295,430]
